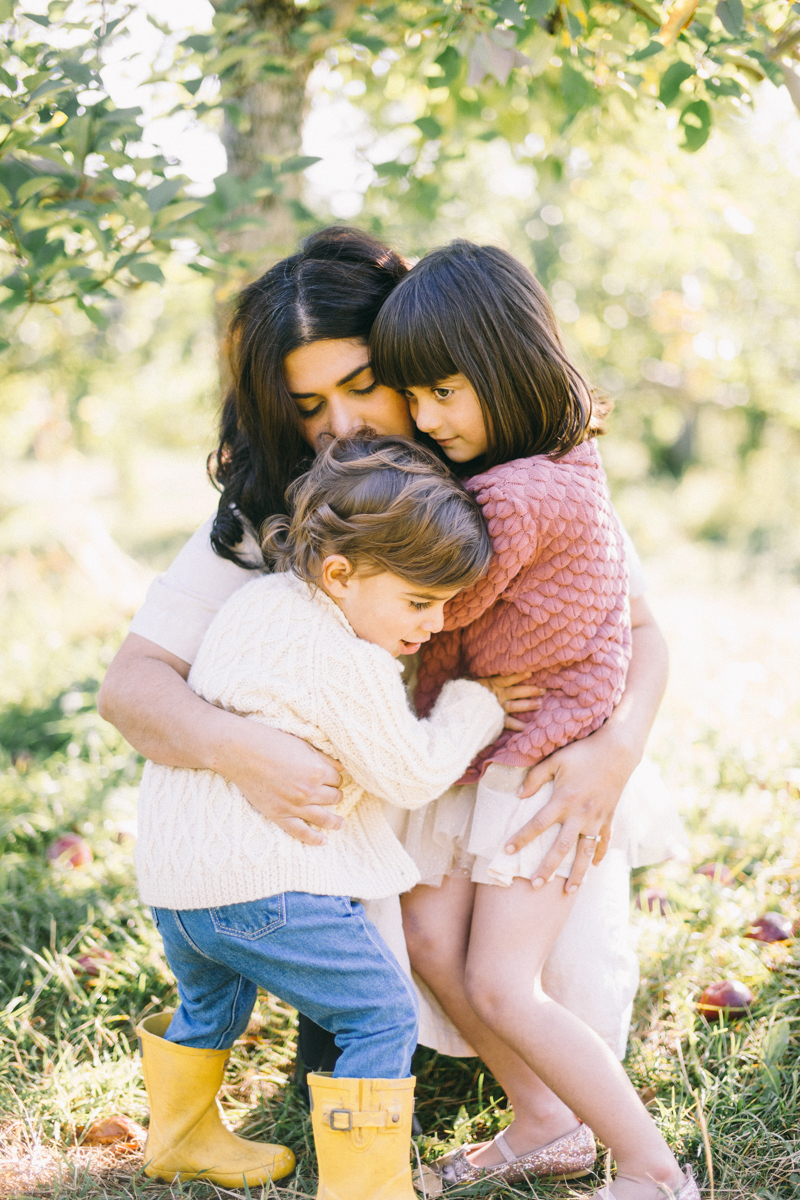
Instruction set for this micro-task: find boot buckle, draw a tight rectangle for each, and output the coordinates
[329,1108,353,1131]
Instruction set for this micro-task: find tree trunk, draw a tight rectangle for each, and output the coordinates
[211,0,358,272]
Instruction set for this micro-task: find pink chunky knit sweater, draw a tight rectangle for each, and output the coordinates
[416,439,631,781]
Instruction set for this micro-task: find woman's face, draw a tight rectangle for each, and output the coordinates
[285,338,414,447]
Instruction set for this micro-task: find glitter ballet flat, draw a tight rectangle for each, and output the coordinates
[593,1165,700,1200]
[436,1121,597,1187]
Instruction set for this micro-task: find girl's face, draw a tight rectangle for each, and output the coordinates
[285,338,415,447]
[401,375,489,463]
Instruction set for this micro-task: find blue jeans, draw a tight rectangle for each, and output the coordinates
[151,892,419,1079]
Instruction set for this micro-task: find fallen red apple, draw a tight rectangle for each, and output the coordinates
[697,979,754,1019]
[745,912,794,943]
[696,862,736,887]
[75,949,115,977]
[79,1114,146,1147]
[635,887,668,916]
[47,832,93,869]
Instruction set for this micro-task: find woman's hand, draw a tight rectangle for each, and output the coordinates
[503,595,669,892]
[505,726,638,891]
[99,633,344,846]
[213,720,343,845]
[475,671,545,729]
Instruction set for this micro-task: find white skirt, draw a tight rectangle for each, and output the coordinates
[365,758,688,1062]
[402,757,689,889]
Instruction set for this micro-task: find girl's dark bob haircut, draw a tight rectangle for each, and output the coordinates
[370,240,603,469]
[263,430,492,592]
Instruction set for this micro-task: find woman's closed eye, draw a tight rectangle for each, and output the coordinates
[410,600,432,611]
[350,380,378,396]
[297,400,325,418]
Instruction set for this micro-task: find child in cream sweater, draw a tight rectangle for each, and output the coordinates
[134,433,511,1196]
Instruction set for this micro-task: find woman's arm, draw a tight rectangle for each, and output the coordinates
[502,593,668,891]
[98,633,344,846]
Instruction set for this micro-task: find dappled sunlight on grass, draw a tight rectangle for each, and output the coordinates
[0,540,798,1197]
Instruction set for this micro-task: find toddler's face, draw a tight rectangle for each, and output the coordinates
[401,375,488,463]
[321,560,460,657]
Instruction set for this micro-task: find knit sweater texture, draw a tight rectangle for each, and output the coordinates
[136,572,504,909]
[416,440,631,781]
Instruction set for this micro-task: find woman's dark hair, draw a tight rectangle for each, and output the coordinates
[209,226,408,565]
[370,240,603,472]
[263,430,492,591]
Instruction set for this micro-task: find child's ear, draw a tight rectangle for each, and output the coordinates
[319,554,354,598]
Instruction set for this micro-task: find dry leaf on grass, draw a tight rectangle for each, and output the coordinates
[77,1115,147,1150]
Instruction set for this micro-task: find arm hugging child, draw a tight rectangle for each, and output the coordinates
[134,432,508,1196]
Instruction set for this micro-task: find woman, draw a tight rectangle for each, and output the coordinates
[98,225,668,1138]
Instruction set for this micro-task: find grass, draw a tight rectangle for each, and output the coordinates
[1,543,799,1199]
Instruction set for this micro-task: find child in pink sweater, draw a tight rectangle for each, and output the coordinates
[371,241,694,1200]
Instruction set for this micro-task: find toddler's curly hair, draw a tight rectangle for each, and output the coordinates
[263,431,492,591]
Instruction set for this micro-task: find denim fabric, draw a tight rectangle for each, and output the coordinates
[151,892,418,1079]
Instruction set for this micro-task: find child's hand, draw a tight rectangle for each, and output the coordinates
[475,671,545,730]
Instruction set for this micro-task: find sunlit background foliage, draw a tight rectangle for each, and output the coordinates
[1,2,800,1195]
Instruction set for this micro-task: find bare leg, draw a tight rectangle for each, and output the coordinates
[465,878,683,1197]
[401,878,578,1168]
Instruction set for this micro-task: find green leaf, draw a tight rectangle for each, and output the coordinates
[278,155,321,174]
[415,116,442,139]
[747,50,783,85]
[182,77,204,96]
[762,1019,791,1066]
[715,0,744,35]
[679,98,711,150]
[659,60,695,105]
[561,62,596,111]
[152,199,205,229]
[525,0,559,17]
[77,297,109,327]
[0,182,12,207]
[1,272,28,292]
[28,78,70,103]
[495,0,526,28]
[631,41,664,60]
[0,66,16,89]
[0,0,14,21]
[145,178,184,213]
[373,160,409,176]
[706,75,742,97]
[435,46,462,84]
[346,31,387,53]
[0,290,30,311]
[129,260,165,284]
[16,174,59,203]
[21,11,50,25]
[58,61,93,87]
[184,34,213,53]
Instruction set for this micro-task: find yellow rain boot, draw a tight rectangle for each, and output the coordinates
[308,1073,418,1200]
[137,1012,295,1186]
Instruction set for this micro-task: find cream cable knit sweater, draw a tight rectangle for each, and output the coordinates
[136,572,504,909]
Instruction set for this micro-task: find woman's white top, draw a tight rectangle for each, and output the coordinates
[135,573,504,910]
[129,514,648,666]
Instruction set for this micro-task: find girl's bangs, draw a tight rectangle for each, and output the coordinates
[371,289,460,391]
